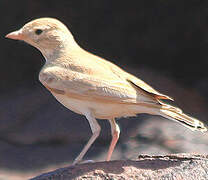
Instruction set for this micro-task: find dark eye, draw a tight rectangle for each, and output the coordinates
[35,29,43,35]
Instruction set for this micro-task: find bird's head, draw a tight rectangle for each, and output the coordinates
[6,17,78,60]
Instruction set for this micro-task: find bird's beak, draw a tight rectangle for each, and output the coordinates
[5,29,24,40]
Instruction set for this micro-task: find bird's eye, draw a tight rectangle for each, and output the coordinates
[35,29,43,35]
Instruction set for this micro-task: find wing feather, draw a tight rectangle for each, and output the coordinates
[39,66,155,104]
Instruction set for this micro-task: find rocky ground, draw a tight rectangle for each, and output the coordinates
[31,154,208,180]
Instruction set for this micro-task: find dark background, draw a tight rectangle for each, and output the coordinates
[1,0,208,178]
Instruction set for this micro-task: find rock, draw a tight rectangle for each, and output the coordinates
[31,154,208,180]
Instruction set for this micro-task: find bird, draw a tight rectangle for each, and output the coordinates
[6,17,207,165]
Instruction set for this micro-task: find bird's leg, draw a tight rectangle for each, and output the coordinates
[73,111,101,165]
[106,118,120,161]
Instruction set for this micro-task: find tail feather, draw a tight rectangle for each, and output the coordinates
[159,103,207,132]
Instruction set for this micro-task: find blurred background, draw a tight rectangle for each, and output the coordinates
[1,0,208,179]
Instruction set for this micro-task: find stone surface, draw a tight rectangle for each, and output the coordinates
[31,154,208,180]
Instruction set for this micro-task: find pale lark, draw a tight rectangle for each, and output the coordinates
[6,17,207,165]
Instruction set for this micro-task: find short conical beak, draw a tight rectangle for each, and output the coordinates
[5,29,24,40]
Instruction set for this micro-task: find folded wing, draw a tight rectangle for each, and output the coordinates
[39,66,161,104]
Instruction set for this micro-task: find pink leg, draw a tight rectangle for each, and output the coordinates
[106,118,120,161]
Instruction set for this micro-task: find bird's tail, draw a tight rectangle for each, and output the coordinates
[158,101,207,132]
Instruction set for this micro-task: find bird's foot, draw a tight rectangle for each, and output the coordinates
[80,159,95,164]
[72,159,95,165]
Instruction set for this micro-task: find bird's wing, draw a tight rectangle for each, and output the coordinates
[39,66,157,104]
[96,57,174,101]
[57,48,173,102]
[125,73,174,101]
